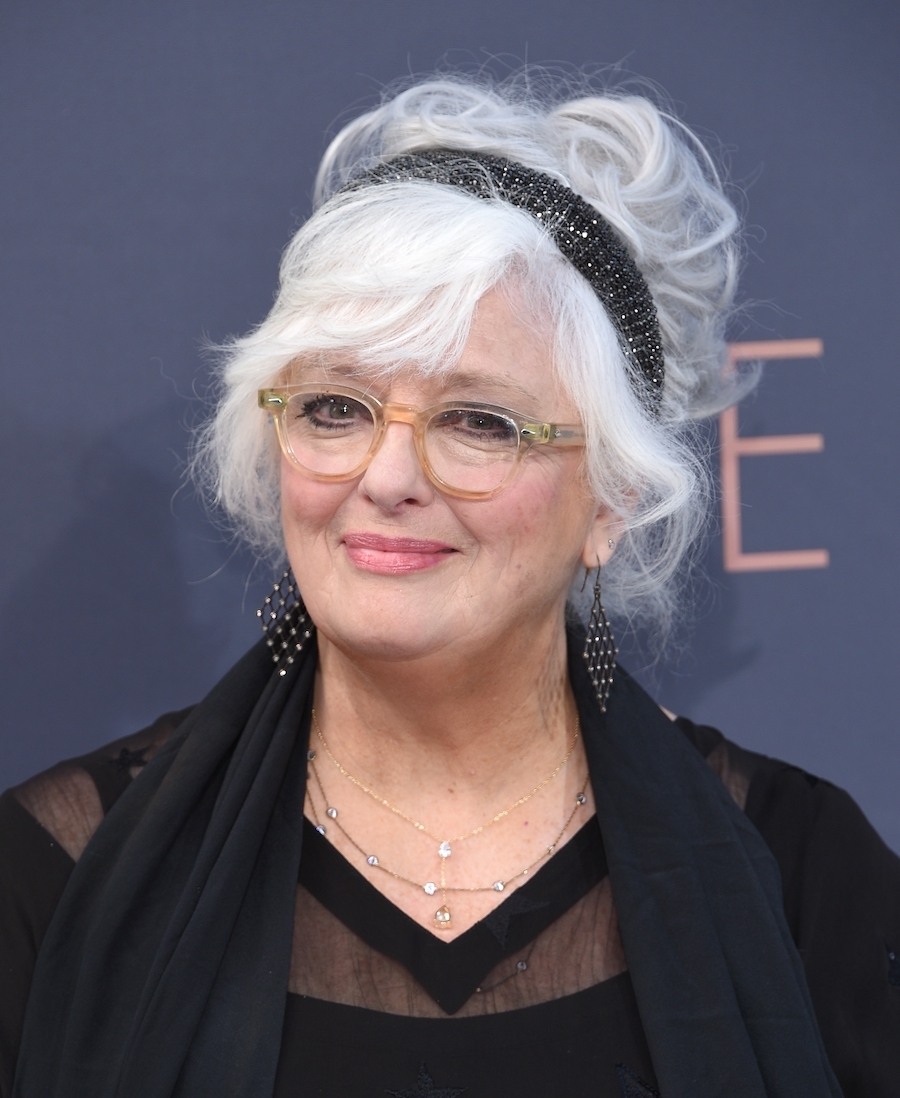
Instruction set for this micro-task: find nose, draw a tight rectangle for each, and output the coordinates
[358,420,434,509]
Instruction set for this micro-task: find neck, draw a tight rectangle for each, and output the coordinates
[312,610,577,802]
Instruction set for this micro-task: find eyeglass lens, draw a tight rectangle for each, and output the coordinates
[284,392,520,493]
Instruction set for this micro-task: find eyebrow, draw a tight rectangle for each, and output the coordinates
[303,361,363,380]
[434,371,540,407]
[298,363,540,408]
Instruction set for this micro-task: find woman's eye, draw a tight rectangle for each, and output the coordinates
[298,395,370,427]
[430,410,515,447]
[440,410,517,440]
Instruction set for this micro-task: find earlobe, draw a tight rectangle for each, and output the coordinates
[581,509,624,569]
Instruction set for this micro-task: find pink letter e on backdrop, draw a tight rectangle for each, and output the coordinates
[720,340,829,574]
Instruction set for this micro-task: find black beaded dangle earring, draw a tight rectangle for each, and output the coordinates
[257,569,314,676]
[582,564,617,712]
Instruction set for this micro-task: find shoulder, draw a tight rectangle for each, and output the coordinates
[675,715,900,897]
[675,715,900,930]
[7,706,194,860]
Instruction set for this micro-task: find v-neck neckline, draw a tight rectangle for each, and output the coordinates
[298,813,607,1014]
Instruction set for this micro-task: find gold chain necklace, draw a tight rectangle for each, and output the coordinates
[310,709,579,862]
[306,758,589,930]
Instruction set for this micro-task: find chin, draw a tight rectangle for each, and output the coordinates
[325,618,453,663]
[306,589,452,662]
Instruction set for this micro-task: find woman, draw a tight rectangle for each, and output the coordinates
[1,75,898,1098]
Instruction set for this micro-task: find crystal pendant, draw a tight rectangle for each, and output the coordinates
[367,855,379,866]
[423,882,437,895]
[438,841,452,859]
[434,905,452,929]
[326,807,338,819]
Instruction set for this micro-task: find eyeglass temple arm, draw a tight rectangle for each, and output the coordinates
[259,390,287,410]
[520,422,584,446]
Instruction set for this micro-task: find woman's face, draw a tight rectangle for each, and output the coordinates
[280,288,615,662]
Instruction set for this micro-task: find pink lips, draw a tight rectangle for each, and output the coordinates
[342,532,456,575]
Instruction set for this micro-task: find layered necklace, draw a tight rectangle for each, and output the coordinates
[306,710,588,930]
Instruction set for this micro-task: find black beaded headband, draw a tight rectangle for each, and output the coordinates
[345,149,665,412]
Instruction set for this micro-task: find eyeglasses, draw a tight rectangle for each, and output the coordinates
[258,384,584,500]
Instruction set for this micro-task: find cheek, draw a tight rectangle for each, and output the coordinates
[279,462,351,546]
[466,464,593,577]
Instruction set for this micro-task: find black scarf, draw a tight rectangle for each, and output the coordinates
[14,630,841,1097]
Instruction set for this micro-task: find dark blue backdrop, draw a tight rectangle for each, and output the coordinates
[1,0,898,848]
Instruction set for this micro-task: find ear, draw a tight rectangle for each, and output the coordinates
[580,506,625,570]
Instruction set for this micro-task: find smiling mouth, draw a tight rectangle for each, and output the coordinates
[341,533,457,575]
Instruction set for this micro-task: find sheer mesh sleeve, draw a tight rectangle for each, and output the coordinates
[0,792,75,1098]
[9,708,192,853]
[0,709,191,1097]
[744,756,900,1097]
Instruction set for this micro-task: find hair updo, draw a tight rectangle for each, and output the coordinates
[197,72,748,636]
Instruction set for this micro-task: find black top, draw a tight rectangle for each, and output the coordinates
[276,980,657,1098]
[1,713,899,1097]
[277,816,660,1097]
[298,815,610,1014]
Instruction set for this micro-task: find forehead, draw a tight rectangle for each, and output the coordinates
[293,287,570,412]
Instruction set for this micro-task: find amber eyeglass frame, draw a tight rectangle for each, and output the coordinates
[258,384,585,501]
